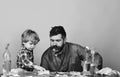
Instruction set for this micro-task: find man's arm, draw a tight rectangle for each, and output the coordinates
[77,45,86,61]
[40,55,49,70]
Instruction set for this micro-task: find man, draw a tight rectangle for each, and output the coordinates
[40,26,102,72]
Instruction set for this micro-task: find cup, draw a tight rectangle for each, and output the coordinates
[90,63,96,75]
[84,62,91,72]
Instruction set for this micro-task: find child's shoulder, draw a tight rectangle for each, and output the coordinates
[17,48,27,55]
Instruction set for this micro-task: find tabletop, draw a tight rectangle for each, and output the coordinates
[0,71,119,77]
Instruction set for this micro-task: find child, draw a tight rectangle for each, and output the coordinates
[16,29,44,71]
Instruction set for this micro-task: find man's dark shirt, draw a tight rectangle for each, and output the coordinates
[40,42,102,72]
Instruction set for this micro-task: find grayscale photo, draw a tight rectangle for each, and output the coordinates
[0,0,120,77]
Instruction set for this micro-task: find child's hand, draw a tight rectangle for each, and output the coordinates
[24,61,33,67]
[29,61,33,66]
[33,65,46,71]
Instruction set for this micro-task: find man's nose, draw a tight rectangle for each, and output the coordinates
[31,44,35,47]
[53,41,57,46]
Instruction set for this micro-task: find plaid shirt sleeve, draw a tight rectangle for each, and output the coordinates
[16,49,34,71]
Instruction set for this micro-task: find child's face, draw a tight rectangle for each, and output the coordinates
[23,41,36,51]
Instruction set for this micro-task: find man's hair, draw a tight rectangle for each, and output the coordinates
[49,26,66,39]
[21,29,40,45]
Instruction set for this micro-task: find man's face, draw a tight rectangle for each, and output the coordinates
[23,41,36,51]
[50,34,66,52]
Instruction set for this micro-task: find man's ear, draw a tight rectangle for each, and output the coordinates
[63,37,67,44]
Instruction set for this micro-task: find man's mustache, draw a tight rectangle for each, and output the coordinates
[50,45,61,51]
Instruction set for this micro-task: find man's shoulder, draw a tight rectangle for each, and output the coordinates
[67,42,85,51]
[42,47,51,57]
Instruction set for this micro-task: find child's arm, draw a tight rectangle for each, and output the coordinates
[20,51,34,67]
[16,52,23,68]
[21,53,34,71]
[22,57,33,67]
[22,54,47,71]
[16,50,34,71]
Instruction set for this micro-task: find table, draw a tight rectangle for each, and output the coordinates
[0,71,119,77]
[12,72,94,77]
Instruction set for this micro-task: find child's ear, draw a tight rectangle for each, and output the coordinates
[22,42,25,46]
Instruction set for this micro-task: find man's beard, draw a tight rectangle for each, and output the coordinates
[50,45,64,54]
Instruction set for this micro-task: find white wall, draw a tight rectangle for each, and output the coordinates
[0,0,120,73]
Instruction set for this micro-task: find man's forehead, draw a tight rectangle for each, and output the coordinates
[50,34,62,39]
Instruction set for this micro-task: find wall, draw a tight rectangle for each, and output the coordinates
[0,0,120,73]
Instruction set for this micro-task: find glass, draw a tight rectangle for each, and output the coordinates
[84,46,91,72]
[90,63,97,75]
[86,63,91,71]
[83,61,91,72]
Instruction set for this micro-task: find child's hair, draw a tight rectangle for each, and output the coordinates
[21,29,40,45]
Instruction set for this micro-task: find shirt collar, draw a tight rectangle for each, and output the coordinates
[21,46,33,53]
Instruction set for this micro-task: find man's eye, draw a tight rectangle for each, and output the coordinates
[56,40,61,42]
[30,43,34,45]
[51,39,54,42]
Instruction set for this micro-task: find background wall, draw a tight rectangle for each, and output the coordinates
[0,0,120,73]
